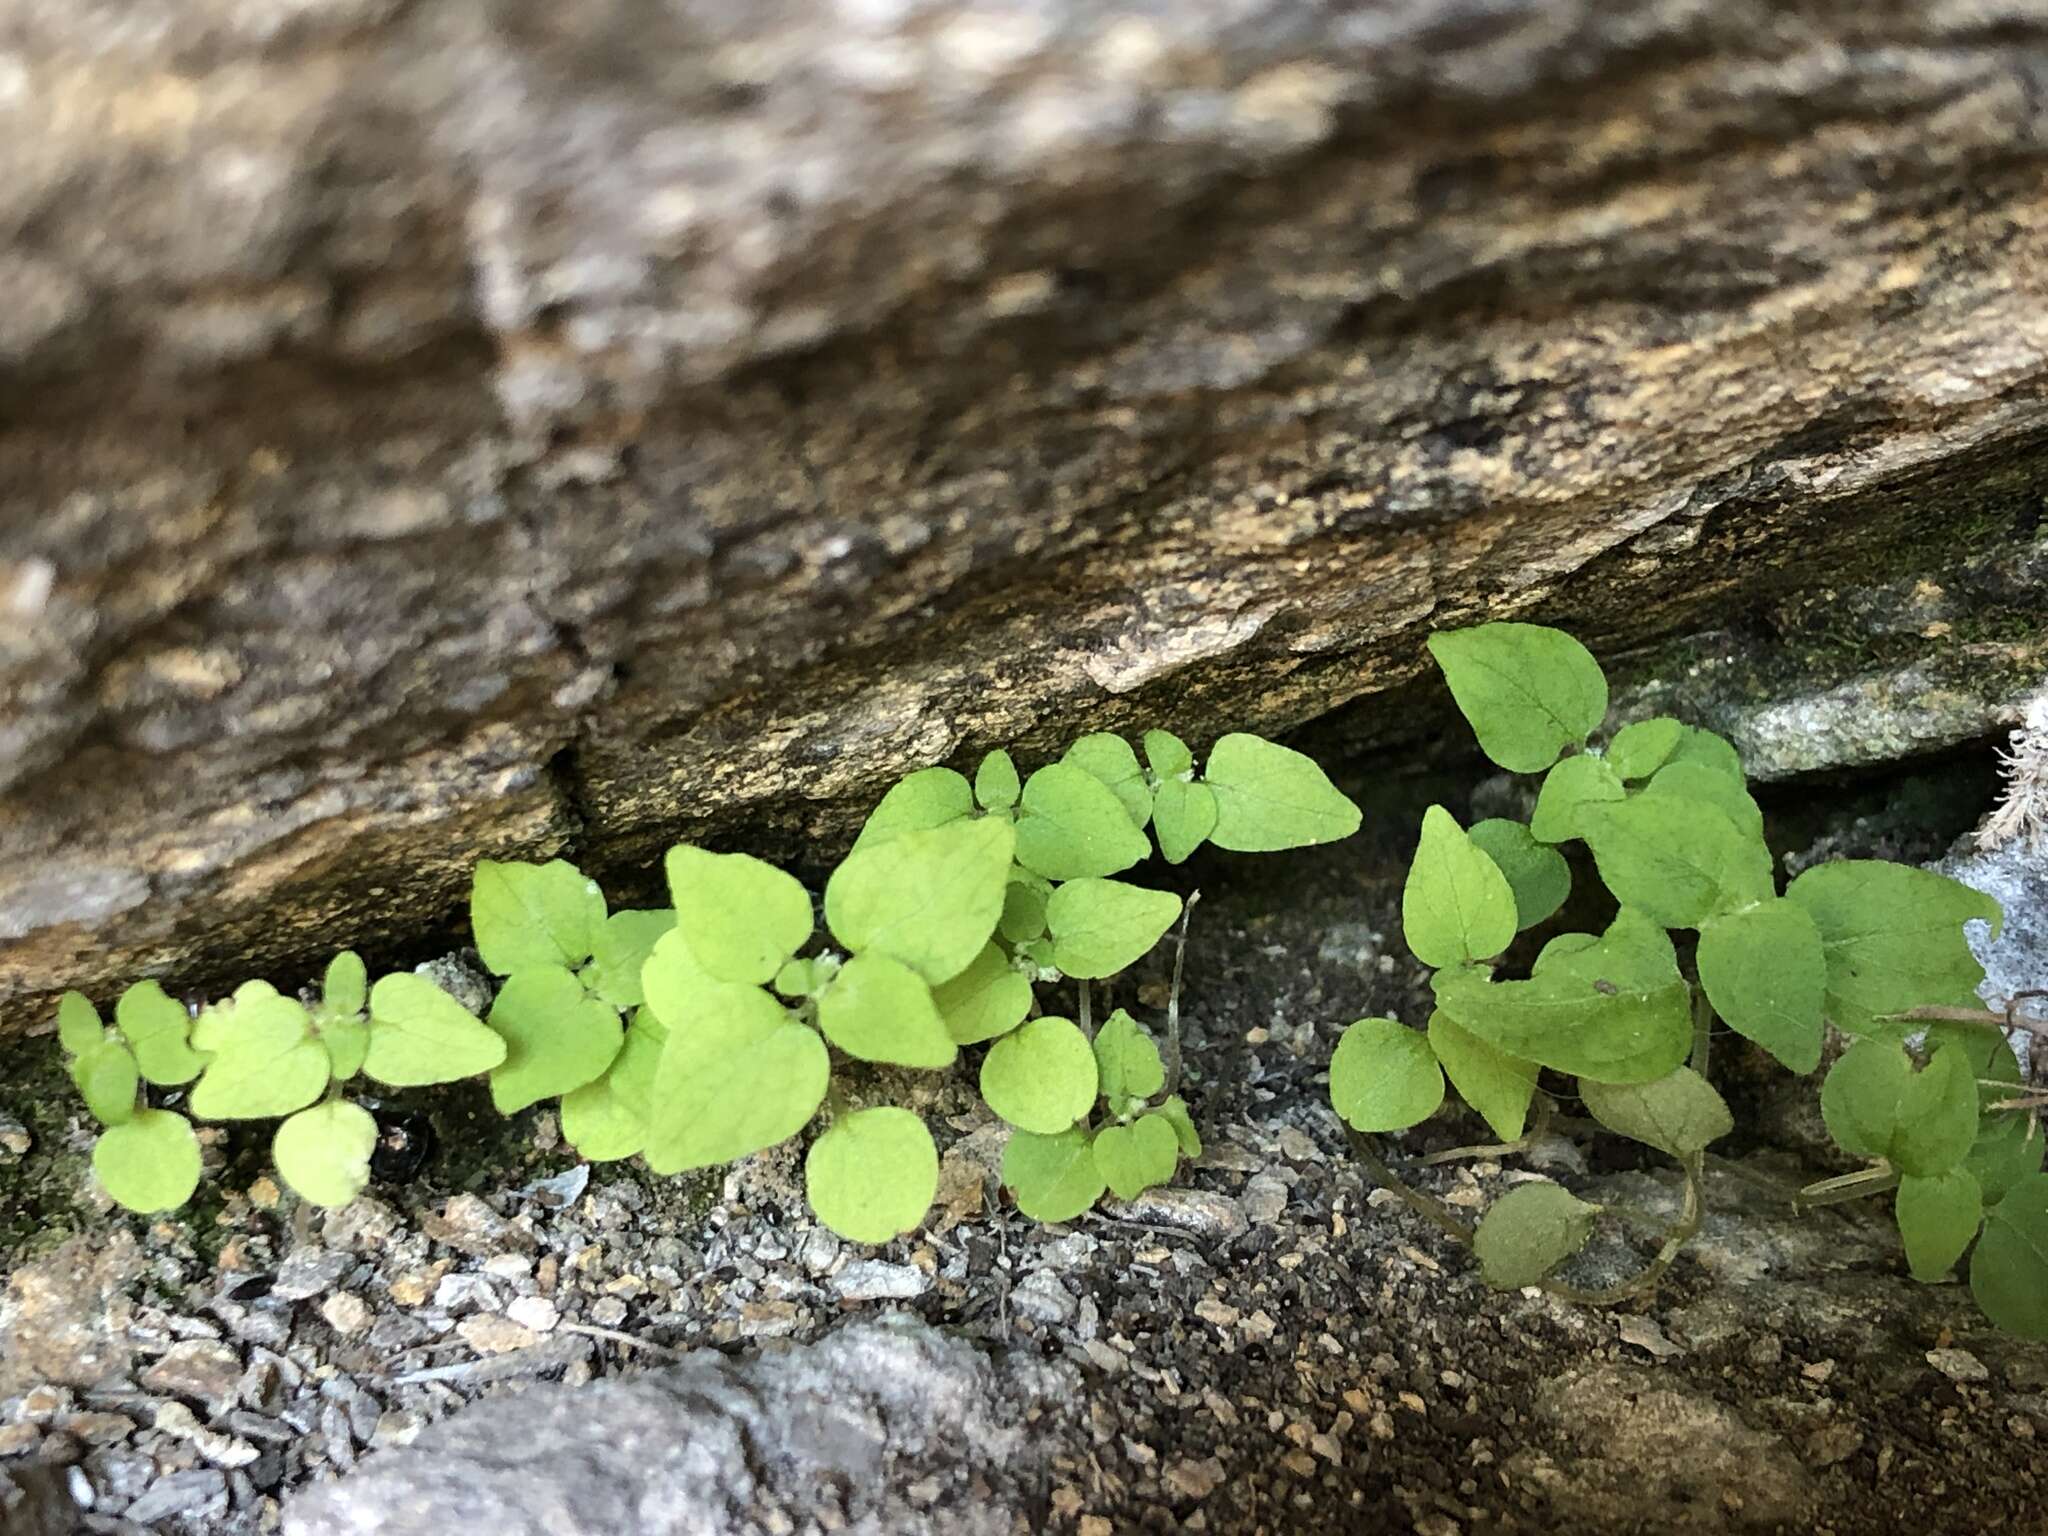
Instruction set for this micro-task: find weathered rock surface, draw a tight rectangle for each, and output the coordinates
[4,0,2048,1018]
[283,1317,1060,1536]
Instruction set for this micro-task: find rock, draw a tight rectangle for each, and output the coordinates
[5,0,2048,1017]
[124,1468,230,1526]
[283,1318,1064,1536]
[1927,1348,1992,1384]
[319,1294,374,1338]
[0,1237,141,1394]
[457,1315,539,1357]
[831,1261,930,1303]
[1105,1187,1247,1242]
[505,1296,560,1335]
[274,1248,355,1302]
[139,1341,244,1412]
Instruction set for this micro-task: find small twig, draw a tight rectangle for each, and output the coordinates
[1796,1163,1901,1208]
[1887,994,2048,1039]
[1162,891,1200,1097]
[557,1321,685,1361]
[1418,1138,1534,1165]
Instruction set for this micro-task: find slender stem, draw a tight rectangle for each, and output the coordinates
[1077,978,1093,1040]
[1888,1000,2048,1039]
[1418,1138,1532,1165]
[1690,986,1714,1077]
[1795,1163,1900,1207]
[1342,1125,1474,1244]
[1162,891,1200,1097]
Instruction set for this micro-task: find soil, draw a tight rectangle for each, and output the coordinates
[3,754,2046,1536]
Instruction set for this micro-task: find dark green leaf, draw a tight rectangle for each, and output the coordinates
[1579,1067,1732,1158]
[1467,818,1571,930]
[1605,718,1683,780]
[1896,1169,1983,1282]
[1786,861,2001,1036]
[1696,899,1826,1074]
[1426,624,1609,774]
[1473,1182,1599,1288]
[1970,1173,2048,1338]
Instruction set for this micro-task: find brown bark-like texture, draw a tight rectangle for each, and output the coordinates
[3,0,2046,1024]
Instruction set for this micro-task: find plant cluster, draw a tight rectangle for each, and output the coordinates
[1330,622,2046,1338]
[56,729,1361,1243]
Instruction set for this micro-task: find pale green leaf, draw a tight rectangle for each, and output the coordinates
[560,1007,668,1162]
[1971,1173,2048,1338]
[364,973,508,1087]
[189,987,327,1120]
[816,952,957,1068]
[1013,762,1151,879]
[272,1101,379,1208]
[321,1018,369,1082]
[471,858,606,975]
[486,965,625,1113]
[1466,819,1570,931]
[1150,777,1218,866]
[1093,1114,1180,1200]
[322,952,368,1018]
[850,767,974,853]
[825,816,1015,982]
[1204,733,1361,852]
[1786,861,2002,1036]
[1002,1126,1107,1222]
[1143,729,1193,779]
[1820,1039,1979,1177]
[1402,805,1518,968]
[980,1016,1098,1134]
[643,980,828,1175]
[1426,624,1609,774]
[1576,793,1774,929]
[1643,760,1764,841]
[1157,1095,1203,1158]
[932,942,1034,1046]
[93,1110,202,1213]
[975,750,1021,813]
[1000,872,1051,944]
[1427,1010,1538,1143]
[1093,1009,1165,1104]
[1473,1182,1600,1288]
[1529,755,1624,844]
[1606,718,1683,780]
[1329,1018,1444,1133]
[586,909,676,1008]
[115,981,206,1086]
[1046,878,1182,979]
[1064,734,1151,826]
[1579,1067,1732,1158]
[667,845,812,985]
[71,1041,139,1128]
[773,957,823,1000]
[805,1107,939,1244]
[57,991,104,1056]
[1696,900,1825,1074]
[1896,1169,1983,1283]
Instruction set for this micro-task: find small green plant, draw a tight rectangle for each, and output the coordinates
[1331,622,2047,1339]
[55,729,1359,1245]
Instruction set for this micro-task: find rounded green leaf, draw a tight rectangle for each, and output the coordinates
[975,750,1021,813]
[1402,806,1518,969]
[816,953,957,1068]
[666,845,812,985]
[1466,819,1571,931]
[642,982,829,1174]
[272,1101,378,1208]
[1093,1114,1180,1201]
[850,767,975,853]
[1427,1010,1538,1143]
[1093,1009,1165,1104]
[774,957,823,999]
[57,991,104,1056]
[92,1110,202,1213]
[1426,624,1609,774]
[1013,762,1151,879]
[932,942,1034,1046]
[805,1107,939,1244]
[1529,755,1624,844]
[189,989,328,1121]
[322,952,368,1018]
[1971,1173,2048,1338]
[1002,1126,1108,1222]
[1696,900,1825,1074]
[1150,778,1218,866]
[1329,1018,1444,1133]
[471,858,606,976]
[1786,860,2002,1037]
[980,1016,1098,1134]
[1143,729,1193,779]
[825,815,1015,983]
[71,1041,140,1128]
[1579,1067,1732,1158]
[1820,1039,1979,1177]
[1203,733,1361,852]
[115,981,207,1087]
[1473,1181,1600,1288]
[1157,1095,1203,1158]
[561,1007,668,1162]
[1046,878,1182,980]
[320,1018,369,1082]
[1063,734,1151,826]
[486,965,626,1113]
[586,909,677,1008]
[1667,726,1745,781]
[364,973,508,1086]
[1896,1169,1983,1283]
[1644,760,1764,841]
[1000,872,1051,944]
[1606,718,1683,780]
[1576,793,1774,929]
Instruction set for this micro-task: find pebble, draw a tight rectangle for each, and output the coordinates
[590,1296,628,1327]
[320,1293,374,1336]
[1163,1456,1226,1501]
[1107,1187,1248,1241]
[0,1423,40,1457]
[1927,1347,1991,1383]
[831,1261,930,1302]
[1241,1174,1289,1224]
[434,1273,502,1314]
[155,1402,260,1468]
[274,1247,354,1300]
[0,1111,30,1157]
[125,1468,228,1524]
[459,1313,540,1355]
[141,1340,244,1409]
[1010,1270,1076,1326]
[506,1295,560,1334]
[19,1385,70,1422]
